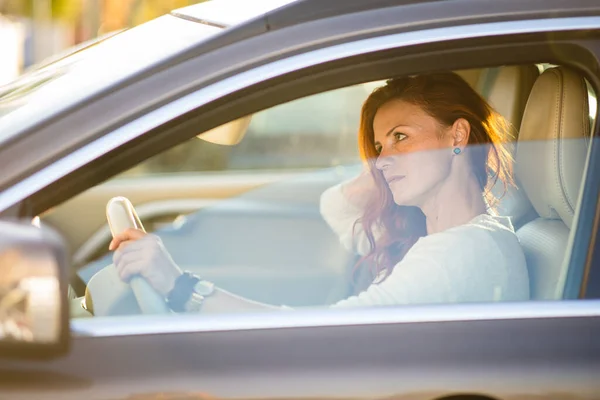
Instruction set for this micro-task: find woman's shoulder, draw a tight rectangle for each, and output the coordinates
[407,213,526,273]
[417,214,519,251]
[399,214,529,302]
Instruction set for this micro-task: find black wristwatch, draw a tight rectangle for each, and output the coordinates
[166,272,214,312]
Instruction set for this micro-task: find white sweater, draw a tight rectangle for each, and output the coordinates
[319,183,530,308]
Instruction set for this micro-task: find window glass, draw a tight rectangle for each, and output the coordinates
[44,65,597,320]
[123,84,372,176]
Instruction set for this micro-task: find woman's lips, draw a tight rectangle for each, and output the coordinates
[386,175,405,184]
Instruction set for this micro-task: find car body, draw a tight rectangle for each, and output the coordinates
[0,0,600,399]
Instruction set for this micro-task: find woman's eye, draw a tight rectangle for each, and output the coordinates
[393,132,407,142]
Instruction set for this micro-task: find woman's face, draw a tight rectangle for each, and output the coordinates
[373,100,460,207]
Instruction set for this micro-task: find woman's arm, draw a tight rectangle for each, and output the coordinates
[201,287,286,313]
[197,172,382,313]
[108,171,379,314]
[320,170,379,256]
[109,229,287,313]
[340,169,377,209]
[108,226,457,313]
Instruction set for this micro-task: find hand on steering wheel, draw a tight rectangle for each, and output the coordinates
[109,229,183,297]
[100,197,175,315]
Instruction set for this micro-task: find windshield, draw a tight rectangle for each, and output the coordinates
[0,15,221,145]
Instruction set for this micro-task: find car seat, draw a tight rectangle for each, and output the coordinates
[477,65,540,227]
[514,66,591,300]
[478,65,539,131]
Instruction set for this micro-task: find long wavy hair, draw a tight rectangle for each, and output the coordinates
[354,72,514,284]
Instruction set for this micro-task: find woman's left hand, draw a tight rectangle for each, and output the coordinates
[109,229,183,296]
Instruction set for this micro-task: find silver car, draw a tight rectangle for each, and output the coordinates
[0,0,599,399]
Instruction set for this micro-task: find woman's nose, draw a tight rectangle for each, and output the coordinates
[375,151,392,171]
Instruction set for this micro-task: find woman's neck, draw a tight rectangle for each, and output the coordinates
[419,173,488,235]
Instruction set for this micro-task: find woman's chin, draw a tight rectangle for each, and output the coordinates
[391,194,414,207]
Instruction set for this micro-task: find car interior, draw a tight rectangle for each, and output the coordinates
[36,63,596,317]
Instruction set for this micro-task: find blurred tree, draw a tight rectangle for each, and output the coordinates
[99,0,133,33]
[52,0,83,21]
[0,0,207,63]
[0,0,32,18]
[98,0,205,33]
[0,0,203,25]
[0,0,82,21]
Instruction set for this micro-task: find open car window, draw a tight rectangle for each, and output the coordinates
[121,83,373,176]
[37,63,598,319]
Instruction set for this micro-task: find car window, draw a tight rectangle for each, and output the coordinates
[42,64,597,320]
[122,84,372,176]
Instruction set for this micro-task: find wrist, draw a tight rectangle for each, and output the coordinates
[166,271,215,312]
[160,268,184,297]
[342,172,375,208]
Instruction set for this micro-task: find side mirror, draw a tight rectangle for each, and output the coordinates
[0,220,69,359]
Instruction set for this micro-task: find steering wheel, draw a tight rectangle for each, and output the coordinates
[83,197,171,316]
[85,264,169,316]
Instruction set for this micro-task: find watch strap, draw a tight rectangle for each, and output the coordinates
[166,272,200,312]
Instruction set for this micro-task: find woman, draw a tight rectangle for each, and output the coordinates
[109,73,530,313]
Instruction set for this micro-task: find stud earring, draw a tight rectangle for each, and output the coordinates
[453,147,462,155]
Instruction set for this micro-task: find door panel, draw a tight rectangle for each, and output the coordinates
[2,308,599,399]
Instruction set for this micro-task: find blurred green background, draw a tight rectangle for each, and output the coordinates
[0,0,206,83]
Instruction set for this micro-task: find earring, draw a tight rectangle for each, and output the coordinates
[453,147,462,155]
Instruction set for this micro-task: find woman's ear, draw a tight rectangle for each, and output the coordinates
[452,118,471,146]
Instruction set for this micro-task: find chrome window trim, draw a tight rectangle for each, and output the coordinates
[71,300,600,337]
[1,16,599,212]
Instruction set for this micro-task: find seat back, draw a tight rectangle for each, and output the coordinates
[514,67,591,300]
[478,65,539,227]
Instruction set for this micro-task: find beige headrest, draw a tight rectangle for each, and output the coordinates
[479,65,539,130]
[515,67,591,228]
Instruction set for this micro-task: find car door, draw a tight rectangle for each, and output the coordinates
[1,1,600,399]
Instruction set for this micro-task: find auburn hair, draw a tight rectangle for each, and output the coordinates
[354,72,514,284]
